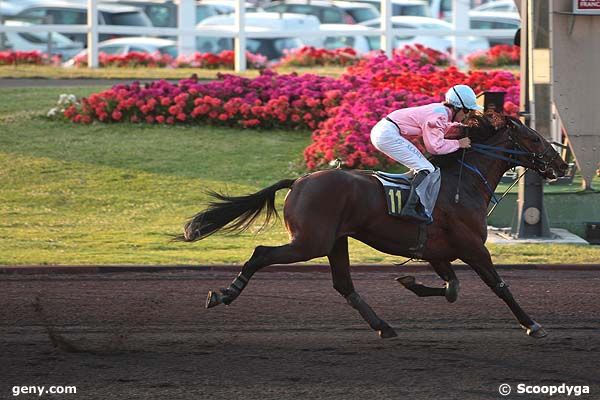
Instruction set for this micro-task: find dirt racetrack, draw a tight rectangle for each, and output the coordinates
[1,268,599,399]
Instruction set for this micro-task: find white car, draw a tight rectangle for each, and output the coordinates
[63,37,177,66]
[318,24,383,54]
[0,2,21,18]
[14,0,153,44]
[350,0,431,17]
[469,10,520,46]
[263,0,378,24]
[0,20,84,59]
[473,0,518,13]
[196,12,320,60]
[361,15,489,58]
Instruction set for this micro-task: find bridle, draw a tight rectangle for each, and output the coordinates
[453,117,562,212]
[468,119,560,175]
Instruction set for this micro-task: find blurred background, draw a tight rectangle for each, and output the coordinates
[0,0,519,65]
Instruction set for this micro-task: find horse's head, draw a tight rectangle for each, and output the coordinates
[502,116,568,179]
[464,112,568,180]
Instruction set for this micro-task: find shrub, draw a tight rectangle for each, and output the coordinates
[71,50,268,69]
[277,46,361,67]
[466,45,520,69]
[0,50,59,66]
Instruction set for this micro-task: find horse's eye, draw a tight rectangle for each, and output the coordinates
[534,137,541,143]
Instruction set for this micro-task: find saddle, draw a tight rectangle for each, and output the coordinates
[369,169,441,258]
[372,168,441,222]
[373,171,413,187]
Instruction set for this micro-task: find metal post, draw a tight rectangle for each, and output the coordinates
[177,0,195,57]
[513,0,551,238]
[380,0,392,57]
[87,0,98,68]
[46,15,53,59]
[0,0,6,51]
[234,0,246,72]
[451,0,469,65]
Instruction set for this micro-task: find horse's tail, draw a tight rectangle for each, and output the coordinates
[177,178,297,242]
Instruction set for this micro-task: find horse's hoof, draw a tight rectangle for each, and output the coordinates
[445,279,459,303]
[396,276,416,288]
[378,325,398,339]
[205,290,222,309]
[525,322,548,339]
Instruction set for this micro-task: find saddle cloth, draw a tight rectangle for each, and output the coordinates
[373,168,442,221]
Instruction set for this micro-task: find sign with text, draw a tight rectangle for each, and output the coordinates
[574,0,600,14]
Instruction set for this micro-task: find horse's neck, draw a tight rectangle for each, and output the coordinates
[462,152,510,206]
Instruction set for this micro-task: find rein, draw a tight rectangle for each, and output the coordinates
[456,159,501,205]
[453,122,556,213]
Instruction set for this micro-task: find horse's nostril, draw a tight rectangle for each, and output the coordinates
[559,163,568,171]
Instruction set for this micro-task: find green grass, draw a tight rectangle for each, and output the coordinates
[0,65,346,80]
[1,86,599,265]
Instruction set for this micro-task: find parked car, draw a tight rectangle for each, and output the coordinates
[99,0,257,27]
[0,20,84,59]
[318,23,383,54]
[263,0,379,24]
[330,1,380,23]
[13,0,153,44]
[469,10,520,46]
[0,2,21,18]
[200,0,259,14]
[352,0,431,17]
[63,37,177,66]
[428,0,483,21]
[196,12,319,60]
[361,15,489,57]
[473,0,517,13]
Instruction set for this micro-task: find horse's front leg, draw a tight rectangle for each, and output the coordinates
[397,260,459,303]
[459,243,546,338]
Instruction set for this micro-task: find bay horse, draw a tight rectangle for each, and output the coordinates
[179,113,568,339]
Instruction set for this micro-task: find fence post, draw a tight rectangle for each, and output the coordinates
[380,0,392,57]
[178,0,195,57]
[0,0,6,51]
[451,0,469,65]
[234,0,246,72]
[87,0,98,68]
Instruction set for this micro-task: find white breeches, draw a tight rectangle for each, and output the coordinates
[370,119,435,173]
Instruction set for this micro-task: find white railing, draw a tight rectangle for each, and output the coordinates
[0,0,517,71]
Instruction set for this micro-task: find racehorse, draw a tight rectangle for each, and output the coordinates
[178,113,568,339]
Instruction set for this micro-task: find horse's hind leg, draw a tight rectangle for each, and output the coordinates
[397,260,459,303]
[206,241,325,308]
[328,237,397,339]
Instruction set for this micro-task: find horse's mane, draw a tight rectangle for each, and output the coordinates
[430,111,508,169]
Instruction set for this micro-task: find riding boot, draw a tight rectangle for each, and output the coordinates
[400,170,430,223]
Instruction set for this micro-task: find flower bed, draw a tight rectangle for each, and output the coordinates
[0,50,59,66]
[71,50,268,69]
[466,45,520,69]
[60,70,355,129]
[277,46,360,67]
[59,45,520,170]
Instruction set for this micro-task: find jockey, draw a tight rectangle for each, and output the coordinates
[370,84,482,222]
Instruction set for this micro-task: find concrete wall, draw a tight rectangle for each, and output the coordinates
[488,191,600,237]
[552,0,600,189]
